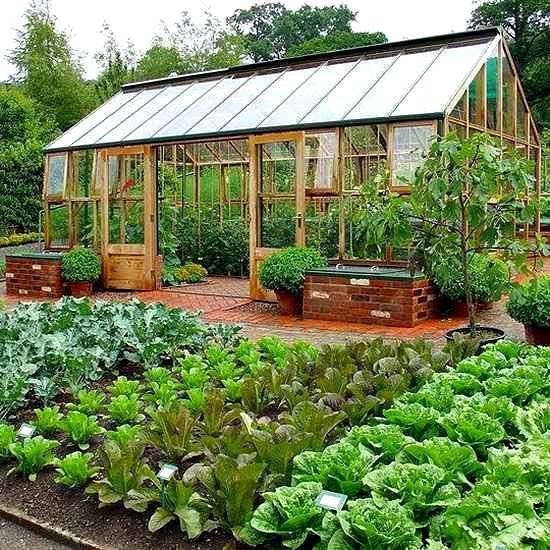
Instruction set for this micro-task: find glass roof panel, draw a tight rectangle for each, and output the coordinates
[393,42,490,117]
[157,77,244,138]
[94,85,186,144]
[125,80,218,141]
[259,61,357,128]
[221,67,317,132]
[190,72,281,135]
[302,56,395,124]
[46,92,136,150]
[345,49,439,121]
[72,88,162,147]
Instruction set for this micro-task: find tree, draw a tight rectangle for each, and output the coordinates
[469,0,550,129]
[409,133,538,331]
[287,31,387,57]
[94,24,136,102]
[8,0,94,130]
[228,3,360,61]
[135,42,185,81]
[0,86,57,234]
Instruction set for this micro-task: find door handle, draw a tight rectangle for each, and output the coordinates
[296,212,303,228]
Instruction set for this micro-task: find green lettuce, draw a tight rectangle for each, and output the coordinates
[342,424,414,462]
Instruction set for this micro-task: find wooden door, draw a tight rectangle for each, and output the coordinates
[249,132,305,301]
[100,146,157,290]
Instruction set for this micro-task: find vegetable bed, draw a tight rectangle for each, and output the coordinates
[0,298,548,549]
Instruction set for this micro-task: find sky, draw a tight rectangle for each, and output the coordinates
[0,0,477,81]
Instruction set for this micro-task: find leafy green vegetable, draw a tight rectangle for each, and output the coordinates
[32,405,63,436]
[514,397,550,439]
[383,402,440,440]
[105,424,143,447]
[0,423,16,461]
[8,436,59,480]
[55,451,100,488]
[342,424,414,462]
[67,389,106,415]
[108,376,142,398]
[107,394,145,424]
[60,411,105,450]
[243,482,325,549]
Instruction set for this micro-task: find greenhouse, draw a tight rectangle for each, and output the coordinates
[42,27,542,299]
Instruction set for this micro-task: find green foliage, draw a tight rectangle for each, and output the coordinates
[107,394,145,424]
[32,405,63,436]
[259,246,327,294]
[108,376,142,398]
[126,478,214,538]
[60,411,105,450]
[61,246,101,282]
[164,262,208,286]
[507,275,550,327]
[8,436,59,481]
[105,424,143,447]
[433,253,510,303]
[288,31,387,57]
[55,451,99,488]
[229,3,358,61]
[67,389,106,415]
[0,232,42,247]
[243,482,325,549]
[86,438,155,507]
[0,423,17,461]
[409,133,537,328]
[8,2,94,130]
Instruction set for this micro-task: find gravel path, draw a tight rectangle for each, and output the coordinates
[0,518,72,550]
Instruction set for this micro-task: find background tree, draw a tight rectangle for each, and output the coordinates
[8,0,94,130]
[469,0,550,129]
[0,86,57,234]
[288,31,387,57]
[228,3,363,60]
[134,41,185,81]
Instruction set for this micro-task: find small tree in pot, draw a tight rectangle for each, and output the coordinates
[507,275,550,345]
[259,247,327,315]
[408,132,539,341]
[62,246,101,297]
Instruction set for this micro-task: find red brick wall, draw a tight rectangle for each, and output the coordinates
[5,256,63,299]
[303,274,438,327]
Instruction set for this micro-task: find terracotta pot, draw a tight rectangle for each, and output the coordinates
[274,289,303,315]
[69,281,93,297]
[524,325,550,346]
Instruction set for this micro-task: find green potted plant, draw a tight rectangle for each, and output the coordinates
[433,253,510,316]
[259,246,327,315]
[507,276,550,345]
[408,132,538,346]
[62,246,101,297]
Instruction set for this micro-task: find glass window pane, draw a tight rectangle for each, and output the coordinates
[223,67,317,132]
[449,121,467,139]
[517,96,528,140]
[47,154,66,197]
[260,61,355,128]
[346,50,438,120]
[158,78,244,138]
[469,67,485,126]
[486,46,500,131]
[391,125,434,187]
[502,55,515,135]
[394,42,489,117]
[451,92,467,121]
[72,202,99,247]
[46,92,135,150]
[73,150,95,198]
[108,154,145,244]
[304,130,337,190]
[259,141,296,193]
[48,204,69,248]
[193,73,281,134]
[259,199,295,248]
[303,56,394,125]
[305,197,339,257]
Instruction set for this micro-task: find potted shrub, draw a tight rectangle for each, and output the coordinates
[433,253,509,316]
[408,132,538,346]
[507,276,550,345]
[62,246,101,297]
[259,247,327,315]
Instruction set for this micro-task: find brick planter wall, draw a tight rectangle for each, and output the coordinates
[303,273,438,327]
[5,255,63,299]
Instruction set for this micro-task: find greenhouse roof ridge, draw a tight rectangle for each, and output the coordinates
[121,27,500,92]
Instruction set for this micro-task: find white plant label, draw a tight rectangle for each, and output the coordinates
[315,490,348,512]
[17,423,36,439]
[157,463,178,481]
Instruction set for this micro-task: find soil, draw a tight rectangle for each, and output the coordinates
[0,464,233,550]
[0,517,72,550]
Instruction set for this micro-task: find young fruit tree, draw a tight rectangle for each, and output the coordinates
[407,132,543,332]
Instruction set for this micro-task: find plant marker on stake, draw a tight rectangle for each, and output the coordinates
[157,463,178,482]
[17,423,35,439]
[315,490,348,512]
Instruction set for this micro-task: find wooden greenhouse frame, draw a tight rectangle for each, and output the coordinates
[42,28,542,299]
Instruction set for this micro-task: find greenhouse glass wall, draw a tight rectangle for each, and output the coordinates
[43,27,542,299]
